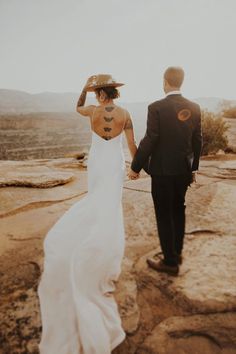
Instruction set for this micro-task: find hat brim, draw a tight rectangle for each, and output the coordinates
[85,83,124,92]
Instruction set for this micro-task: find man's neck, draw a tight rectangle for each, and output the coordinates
[165,89,181,97]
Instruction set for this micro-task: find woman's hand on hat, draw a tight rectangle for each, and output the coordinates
[83,76,96,91]
[82,80,90,91]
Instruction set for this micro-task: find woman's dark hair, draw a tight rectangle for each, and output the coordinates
[95,86,120,100]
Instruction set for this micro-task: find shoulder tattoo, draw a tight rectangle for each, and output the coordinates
[124,117,133,129]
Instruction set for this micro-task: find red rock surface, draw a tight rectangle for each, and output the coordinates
[0,156,236,354]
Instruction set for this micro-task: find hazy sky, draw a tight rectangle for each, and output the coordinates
[1,0,236,102]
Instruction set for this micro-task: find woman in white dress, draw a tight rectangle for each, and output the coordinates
[37,74,139,354]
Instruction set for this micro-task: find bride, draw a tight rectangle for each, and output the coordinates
[37,74,139,354]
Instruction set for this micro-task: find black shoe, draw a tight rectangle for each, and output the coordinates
[178,254,183,265]
[146,258,179,276]
[153,251,182,265]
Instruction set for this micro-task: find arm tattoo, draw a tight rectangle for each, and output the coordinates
[76,90,87,107]
[104,116,114,122]
[104,127,112,132]
[124,118,133,129]
[105,106,115,112]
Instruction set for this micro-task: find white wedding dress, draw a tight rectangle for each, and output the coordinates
[38,122,126,353]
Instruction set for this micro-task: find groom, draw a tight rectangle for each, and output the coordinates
[128,66,202,276]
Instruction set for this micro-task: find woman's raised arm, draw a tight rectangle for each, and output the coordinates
[76,88,95,117]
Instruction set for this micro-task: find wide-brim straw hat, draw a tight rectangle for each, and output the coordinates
[85,74,124,92]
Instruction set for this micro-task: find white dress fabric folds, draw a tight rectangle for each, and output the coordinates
[38,131,126,354]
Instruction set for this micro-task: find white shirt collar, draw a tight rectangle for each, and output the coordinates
[165,90,181,97]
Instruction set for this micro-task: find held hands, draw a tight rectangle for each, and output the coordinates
[127,167,140,180]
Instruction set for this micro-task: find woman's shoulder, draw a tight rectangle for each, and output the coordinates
[113,104,130,116]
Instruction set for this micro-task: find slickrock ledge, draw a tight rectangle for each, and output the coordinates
[0,155,236,354]
[0,158,89,218]
[138,313,236,354]
[135,236,236,315]
[0,171,75,188]
[0,158,86,188]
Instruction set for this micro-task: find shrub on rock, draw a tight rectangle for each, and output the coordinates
[201,110,228,155]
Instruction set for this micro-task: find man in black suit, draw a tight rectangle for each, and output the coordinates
[128,67,202,276]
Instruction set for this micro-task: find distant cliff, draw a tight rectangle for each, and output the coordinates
[0,112,91,160]
[0,89,87,114]
[1,89,236,115]
[1,89,236,160]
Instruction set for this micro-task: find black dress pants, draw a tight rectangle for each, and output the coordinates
[151,174,189,266]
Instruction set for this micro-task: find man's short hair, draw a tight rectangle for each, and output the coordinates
[164,66,185,88]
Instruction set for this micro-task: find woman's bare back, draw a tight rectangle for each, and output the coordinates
[91,105,127,141]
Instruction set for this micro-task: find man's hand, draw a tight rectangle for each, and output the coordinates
[128,168,139,180]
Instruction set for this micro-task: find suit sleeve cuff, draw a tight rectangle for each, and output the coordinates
[131,162,141,174]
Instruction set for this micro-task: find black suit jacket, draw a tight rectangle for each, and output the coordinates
[131,94,202,176]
